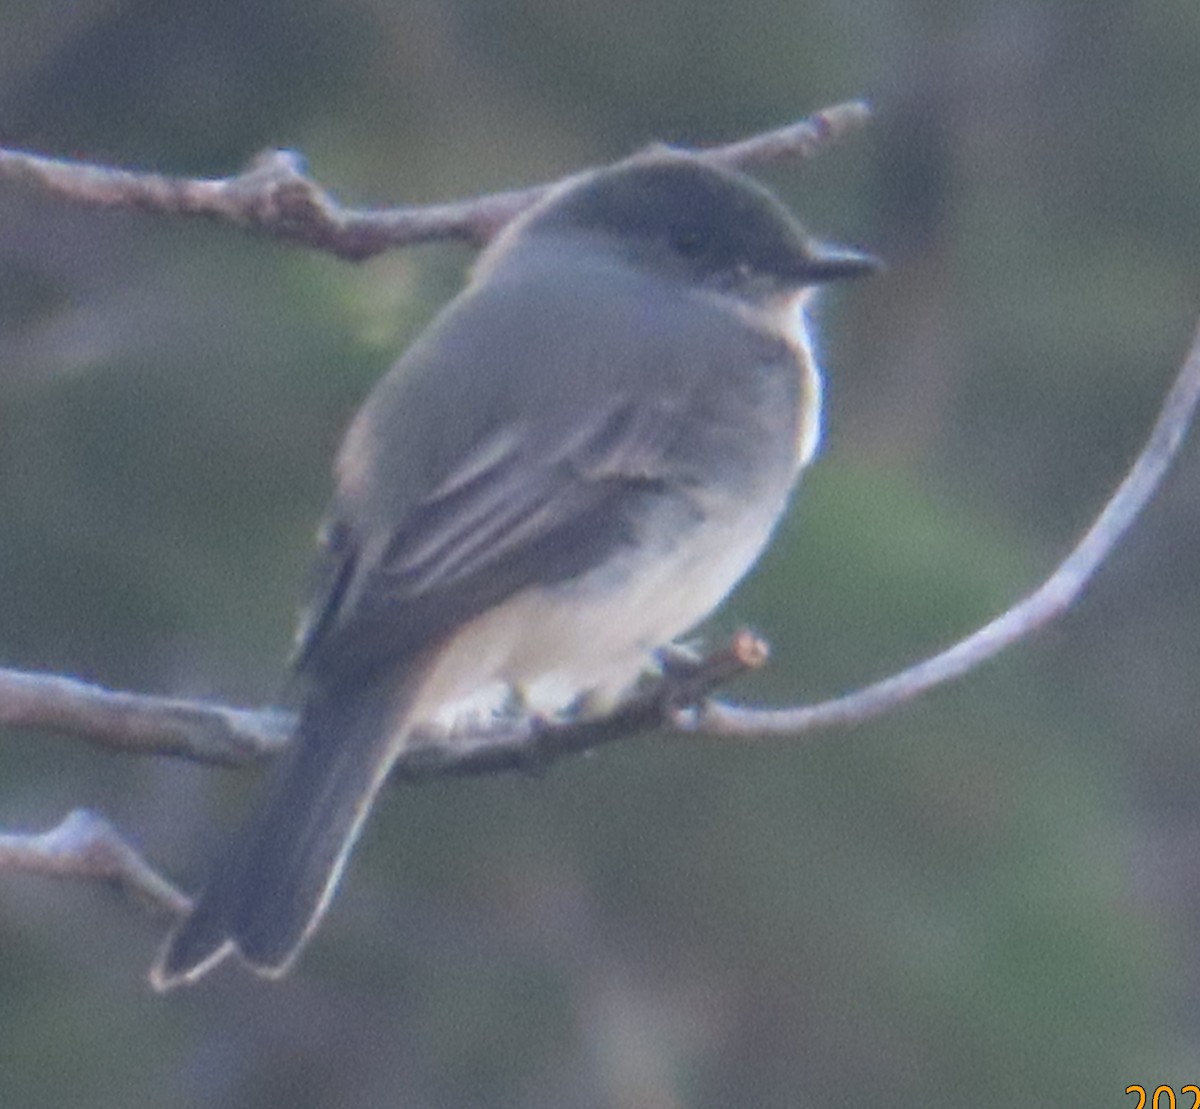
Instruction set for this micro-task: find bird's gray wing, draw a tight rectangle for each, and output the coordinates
[292,389,697,678]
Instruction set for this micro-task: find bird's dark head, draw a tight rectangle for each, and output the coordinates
[520,151,877,300]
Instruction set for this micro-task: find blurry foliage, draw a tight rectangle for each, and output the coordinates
[1,0,1199,1106]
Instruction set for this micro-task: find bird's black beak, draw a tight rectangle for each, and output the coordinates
[799,242,881,284]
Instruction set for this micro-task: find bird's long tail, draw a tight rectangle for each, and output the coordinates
[150,660,426,990]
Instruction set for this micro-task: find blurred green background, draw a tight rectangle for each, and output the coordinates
[2,1,1199,1106]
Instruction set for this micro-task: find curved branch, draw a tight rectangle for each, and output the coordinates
[687,319,1200,736]
[0,100,870,260]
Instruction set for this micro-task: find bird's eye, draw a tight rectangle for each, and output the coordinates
[670,227,706,256]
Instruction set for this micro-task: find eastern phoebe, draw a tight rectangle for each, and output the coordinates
[151,150,875,988]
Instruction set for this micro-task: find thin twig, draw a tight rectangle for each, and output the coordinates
[0,100,870,260]
[0,809,191,917]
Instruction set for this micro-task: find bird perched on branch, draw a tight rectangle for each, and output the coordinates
[151,149,875,988]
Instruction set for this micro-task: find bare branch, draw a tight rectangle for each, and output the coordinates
[0,809,190,917]
[0,667,289,766]
[0,640,771,909]
[0,100,870,260]
[0,632,769,775]
[686,320,1200,737]
[692,100,871,170]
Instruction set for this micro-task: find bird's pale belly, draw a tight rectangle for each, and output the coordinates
[407,475,794,734]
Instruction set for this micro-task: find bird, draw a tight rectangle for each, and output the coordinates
[150,149,876,989]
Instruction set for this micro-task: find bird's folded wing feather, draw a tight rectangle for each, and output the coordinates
[292,390,696,677]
